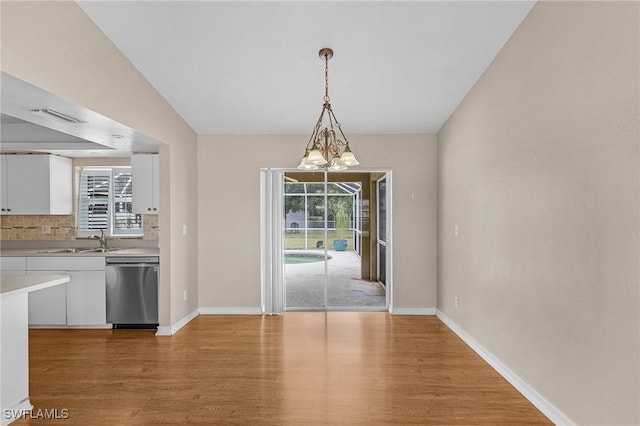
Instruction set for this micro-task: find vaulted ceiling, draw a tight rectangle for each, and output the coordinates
[1,1,536,156]
[77,1,536,135]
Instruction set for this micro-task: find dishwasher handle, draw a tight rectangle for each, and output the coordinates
[106,256,159,265]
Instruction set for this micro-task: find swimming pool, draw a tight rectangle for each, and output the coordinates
[284,252,332,264]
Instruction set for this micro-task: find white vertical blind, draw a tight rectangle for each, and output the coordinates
[260,169,285,314]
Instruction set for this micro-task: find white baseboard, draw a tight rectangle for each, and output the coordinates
[156,307,263,335]
[199,306,263,315]
[391,307,436,315]
[435,309,573,426]
[1,398,32,426]
[156,308,199,336]
[28,325,111,329]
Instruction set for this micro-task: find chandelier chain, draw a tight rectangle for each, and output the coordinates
[324,53,330,103]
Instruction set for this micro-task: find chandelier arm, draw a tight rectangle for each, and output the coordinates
[336,123,351,147]
[328,108,350,147]
[326,105,337,133]
[306,107,327,150]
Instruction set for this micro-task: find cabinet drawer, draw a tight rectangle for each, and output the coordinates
[1,256,27,271]
[27,256,105,271]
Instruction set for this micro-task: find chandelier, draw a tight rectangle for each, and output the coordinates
[297,48,359,171]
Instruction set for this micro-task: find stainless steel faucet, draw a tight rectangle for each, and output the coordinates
[90,229,108,250]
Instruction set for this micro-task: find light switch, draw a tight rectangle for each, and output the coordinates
[454,225,460,236]
[182,224,187,235]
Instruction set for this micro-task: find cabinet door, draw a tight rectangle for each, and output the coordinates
[27,271,67,326]
[0,155,71,215]
[0,156,8,212]
[1,256,27,272]
[48,155,73,214]
[151,154,159,212]
[66,270,107,326]
[132,154,159,214]
[6,155,51,214]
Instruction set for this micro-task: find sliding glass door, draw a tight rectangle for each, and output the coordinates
[376,176,387,288]
[283,171,386,311]
[261,168,391,314]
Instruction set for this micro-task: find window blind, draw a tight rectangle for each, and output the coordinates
[78,169,110,232]
[77,167,143,236]
[112,169,142,233]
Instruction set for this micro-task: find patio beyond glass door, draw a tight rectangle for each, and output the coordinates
[283,179,328,309]
[283,172,385,310]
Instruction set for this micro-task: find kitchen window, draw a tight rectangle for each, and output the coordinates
[77,167,143,236]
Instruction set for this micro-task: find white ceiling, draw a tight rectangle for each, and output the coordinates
[0,1,535,157]
[77,0,536,135]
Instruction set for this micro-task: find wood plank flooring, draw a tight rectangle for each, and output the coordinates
[17,313,551,425]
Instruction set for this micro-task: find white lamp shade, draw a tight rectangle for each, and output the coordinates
[329,158,347,171]
[307,147,326,165]
[340,149,359,166]
[297,155,318,170]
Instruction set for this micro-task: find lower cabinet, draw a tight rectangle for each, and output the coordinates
[26,257,106,327]
[66,270,106,326]
[27,274,67,325]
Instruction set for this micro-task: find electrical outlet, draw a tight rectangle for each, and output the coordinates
[454,296,460,308]
[41,225,51,234]
[454,225,460,237]
[182,224,188,235]
[183,290,188,301]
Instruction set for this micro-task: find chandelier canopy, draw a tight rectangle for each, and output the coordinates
[297,48,359,171]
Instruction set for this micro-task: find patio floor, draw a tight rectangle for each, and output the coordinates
[284,249,386,309]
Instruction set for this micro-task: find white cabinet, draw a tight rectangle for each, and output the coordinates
[0,156,8,213]
[27,272,67,325]
[0,154,72,215]
[2,291,30,418]
[66,270,106,326]
[132,154,160,214]
[1,256,27,274]
[26,257,106,327]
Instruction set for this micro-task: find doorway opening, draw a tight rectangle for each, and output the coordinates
[283,171,389,311]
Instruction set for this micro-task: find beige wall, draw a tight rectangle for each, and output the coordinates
[437,2,639,424]
[1,1,199,327]
[197,134,437,311]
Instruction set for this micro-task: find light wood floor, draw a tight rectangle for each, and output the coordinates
[19,313,551,425]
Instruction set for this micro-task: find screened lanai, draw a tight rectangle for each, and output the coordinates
[282,176,387,310]
[284,181,362,254]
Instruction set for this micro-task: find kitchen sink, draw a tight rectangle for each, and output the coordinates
[87,248,121,253]
[37,248,85,253]
[36,247,122,254]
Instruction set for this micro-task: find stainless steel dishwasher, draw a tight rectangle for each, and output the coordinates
[105,256,159,329]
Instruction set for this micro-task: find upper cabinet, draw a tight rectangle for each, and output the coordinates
[0,154,72,215]
[131,154,159,214]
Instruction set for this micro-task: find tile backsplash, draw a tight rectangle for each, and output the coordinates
[0,215,76,240]
[0,214,159,241]
[143,215,159,241]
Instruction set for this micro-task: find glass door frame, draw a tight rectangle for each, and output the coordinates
[376,175,387,289]
[261,168,393,313]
